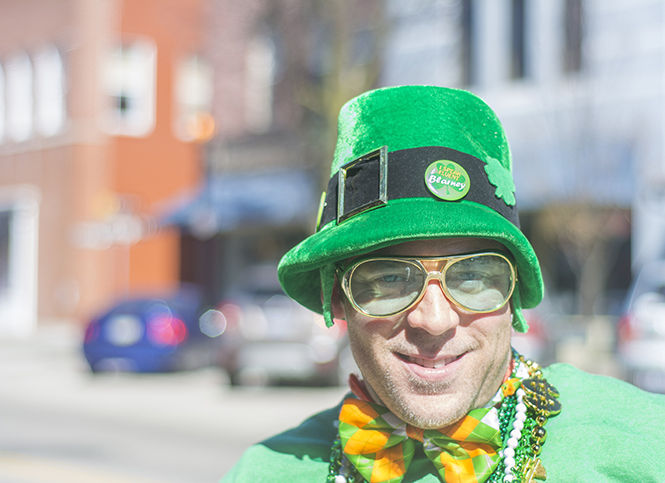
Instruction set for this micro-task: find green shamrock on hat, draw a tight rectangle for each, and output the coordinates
[484,157,516,206]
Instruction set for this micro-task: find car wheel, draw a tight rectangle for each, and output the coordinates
[229,367,270,387]
[229,371,242,386]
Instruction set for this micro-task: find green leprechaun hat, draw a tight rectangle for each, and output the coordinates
[277,85,543,332]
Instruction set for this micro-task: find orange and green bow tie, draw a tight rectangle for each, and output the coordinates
[338,398,502,483]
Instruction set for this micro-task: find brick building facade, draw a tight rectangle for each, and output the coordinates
[0,0,208,334]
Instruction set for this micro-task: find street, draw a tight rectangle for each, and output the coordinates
[0,324,347,482]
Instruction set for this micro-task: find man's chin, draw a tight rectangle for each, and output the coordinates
[397,407,470,430]
[387,391,471,429]
[404,375,455,395]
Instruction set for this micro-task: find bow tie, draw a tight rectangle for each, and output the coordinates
[338,398,502,483]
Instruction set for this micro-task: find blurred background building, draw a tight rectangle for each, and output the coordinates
[0,0,662,341]
[0,0,207,334]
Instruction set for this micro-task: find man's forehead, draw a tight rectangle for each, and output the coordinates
[370,238,507,257]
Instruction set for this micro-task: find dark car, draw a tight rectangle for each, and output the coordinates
[83,286,227,373]
[217,265,354,386]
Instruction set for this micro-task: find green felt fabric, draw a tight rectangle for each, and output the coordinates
[277,86,543,333]
[329,86,508,178]
[223,364,665,482]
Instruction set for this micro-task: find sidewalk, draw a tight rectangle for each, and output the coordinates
[0,321,84,373]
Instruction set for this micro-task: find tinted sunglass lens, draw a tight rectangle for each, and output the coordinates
[444,255,513,311]
[349,260,425,316]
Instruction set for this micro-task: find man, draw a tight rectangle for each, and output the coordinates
[224,86,665,482]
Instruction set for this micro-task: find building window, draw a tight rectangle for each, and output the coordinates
[460,0,475,86]
[5,53,33,142]
[34,45,66,137]
[103,39,156,136]
[510,0,526,79]
[563,0,583,73]
[245,32,276,132]
[174,55,214,142]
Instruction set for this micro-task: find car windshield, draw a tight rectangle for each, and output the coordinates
[106,289,201,320]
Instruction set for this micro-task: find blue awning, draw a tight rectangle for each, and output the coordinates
[160,170,317,234]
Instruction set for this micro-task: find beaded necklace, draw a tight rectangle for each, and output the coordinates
[327,349,561,483]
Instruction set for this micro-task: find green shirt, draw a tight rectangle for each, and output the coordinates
[223,364,665,482]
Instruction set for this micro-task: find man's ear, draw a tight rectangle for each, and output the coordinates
[330,280,347,321]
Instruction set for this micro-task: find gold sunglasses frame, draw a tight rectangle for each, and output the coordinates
[338,252,517,318]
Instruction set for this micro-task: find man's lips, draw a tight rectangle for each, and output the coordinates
[396,352,466,369]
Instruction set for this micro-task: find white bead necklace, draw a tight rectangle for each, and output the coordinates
[501,386,527,482]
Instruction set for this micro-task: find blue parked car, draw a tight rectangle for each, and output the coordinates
[83,286,227,373]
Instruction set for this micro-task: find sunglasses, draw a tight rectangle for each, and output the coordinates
[338,252,516,318]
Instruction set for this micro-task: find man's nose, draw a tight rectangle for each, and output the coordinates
[405,279,460,335]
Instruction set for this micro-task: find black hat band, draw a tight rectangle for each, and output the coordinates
[317,146,520,229]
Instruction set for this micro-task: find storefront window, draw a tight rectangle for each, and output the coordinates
[0,210,11,295]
